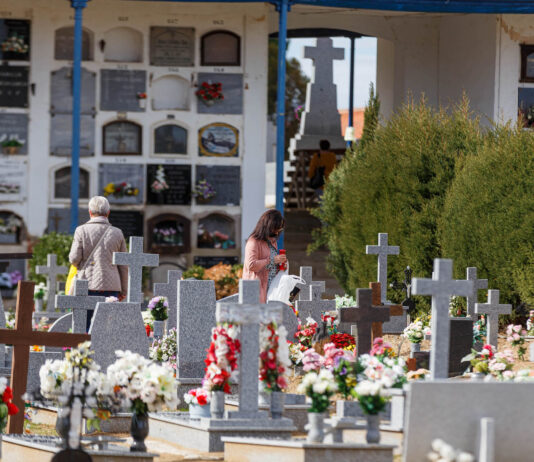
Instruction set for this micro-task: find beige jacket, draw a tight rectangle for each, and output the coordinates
[69,216,128,295]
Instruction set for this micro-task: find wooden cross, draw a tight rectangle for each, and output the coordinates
[369,282,404,339]
[0,281,90,433]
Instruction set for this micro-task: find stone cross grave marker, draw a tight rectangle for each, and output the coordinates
[296,283,335,324]
[475,289,511,349]
[154,269,182,332]
[366,233,399,304]
[35,254,67,310]
[56,279,106,333]
[296,267,325,302]
[339,288,390,356]
[0,281,90,433]
[412,259,473,380]
[369,282,406,338]
[466,267,488,320]
[112,236,159,303]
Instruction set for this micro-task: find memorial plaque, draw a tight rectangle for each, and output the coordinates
[54,167,90,199]
[201,31,240,66]
[47,208,90,234]
[100,69,146,112]
[0,19,30,61]
[50,114,95,156]
[195,165,240,206]
[51,67,96,114]
[0,113,28,154]
[98,163,144,205]
[198,123,238,157]
[193,256,239,268]
[54,26,92,61]
[150,27,194,67]
[103,121,142,155]
[197,73,242,115]
[0,159,26,201]
[147,213,191,254]
[109,210,144,240]
[197,213,236,249]
[154,124,187,154]
[0,65,29,108]
[146,164,191,205]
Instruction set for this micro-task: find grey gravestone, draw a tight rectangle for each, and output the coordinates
[0,65,29,108]
[0,159,27,202]
[155,124,187,154]
[26,351,63,395]
[366,233,399,304]
[108,210,144,240]
[475,289,511,350]
[295,283,335,324]
[0,113,28,154]
[54,26,92,61]
[50,67,96,115]
[98,163,144,205]
[338,288,390,356]
[466,267,488,320]
[280,302,299,341]
[412,259,473,380]
[113,236,159,303]
[100,70,146,112]
[56,279,106,333]
[90,301,149,370]
[449,318,474,376]
[50,113,95,156]
[296,267,325,302]
[382,303,409,335]
[153,270,182,332]
[47,312,73,352]
[195,165,240,206]
[150,26,194,66]
[197,73,243,115]
[47,208,90,234]
[36,254,68,311]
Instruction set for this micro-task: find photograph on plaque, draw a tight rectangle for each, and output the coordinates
[0,211,24,246]
[48,208,89,234]
[108,210,144,239]
[150,27,194,67]
[198,123,238,157]
[54,26,93,61]
[197,213,236,249]
[195,165,240,206]
[51,67,96,115]
[201,30,240,66]
[103,121,142,155]
[196,73,243,115]
[193,256,238,268]
[98,163,144,205]
[0,65,29,108]
[147,213,191,254]
[50,114,95,156]
[0,159,26,202]
[104,27,143,63]
[0,113,28,154]
[100,69,146,112]
[154,124,187,154]
[0,19,30,61]
[54,166,90,200]
[146,164,191,205]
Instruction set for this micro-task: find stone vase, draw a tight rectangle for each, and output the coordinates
[306,412,325,443]
[153,320,165,339]
[210,391,225,419]
[138,98,146,109]
[270,391,285,419]
[258,391,270,407]
[34,298,44,312]
[189,403,211,419]
[471,372,485,381]
[55,413,70,443]
[366,414,381,444]
[130,412,149,452]
[410,342,421,358]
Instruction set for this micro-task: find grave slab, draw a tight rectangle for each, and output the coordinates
[295,283,335,324]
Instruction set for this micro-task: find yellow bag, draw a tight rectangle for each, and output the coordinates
[65,265,77,295]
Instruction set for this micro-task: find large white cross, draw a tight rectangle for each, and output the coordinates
[366,233,399,304]
[465,267,488,320]
[475,290,511,349]
[36,254,67,310]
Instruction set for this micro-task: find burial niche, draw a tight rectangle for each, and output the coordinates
[103,120,142,155]
[148,214,191,254]
[103,27,143,63]
[54,166,90,200]
[201,30,240,66]
[154,124,187,154]
[197,213,236,249]
[152,75,189,111]
[54,26,93,61]
[0,211,24,245]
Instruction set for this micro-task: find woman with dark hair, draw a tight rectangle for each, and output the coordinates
[243,209,287,303]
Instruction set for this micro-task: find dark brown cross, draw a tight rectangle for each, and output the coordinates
[0,281,90,433]
[339,287,390,356]
[370,282,404,339]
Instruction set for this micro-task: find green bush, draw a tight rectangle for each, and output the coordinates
[29,232,73,284]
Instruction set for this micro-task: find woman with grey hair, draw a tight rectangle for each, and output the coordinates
[69,196,128,330]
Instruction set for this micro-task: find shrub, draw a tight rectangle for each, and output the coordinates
[182,263,243,300]
[29,232,73,284]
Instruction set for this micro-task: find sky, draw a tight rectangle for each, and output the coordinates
[286,36,377,110]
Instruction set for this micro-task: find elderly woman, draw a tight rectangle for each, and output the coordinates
[69,196,128,329]
[243,209,287,303]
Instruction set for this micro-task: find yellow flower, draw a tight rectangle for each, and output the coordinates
[133,188,139,195]
[103,183,115,196]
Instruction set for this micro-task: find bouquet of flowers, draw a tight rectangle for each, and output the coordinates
[527,311,534,336]
[332,353,359,399]
[195,82,224,103]
[515,369,534,382]
[406,368,430,381]
[488,349,515,380]
[297,369,337,413]
[427,439,475,462]
[0,376,18,433]
[369,338,395,360]
[1,35,28,54]
[149,328,177,372]
[259,323,290,392]
[0,215,22,234]
[34,282,47,300]
[506,324,527,360]
[358,354,407,389]
[461,344,494,374]
[473,315,487,344]
[354,380,389,415]
[151,166,169,194]
[321,311,338,335]
[335,294,356,309]
[302,348,325,372]
[288,341,304,365]
[403,319,428,344]
[103,182,139,199]
[202,324,240,394]
[153,227,183,246]
[294,317,318,351]
[192,180,216,200]
[184,388,210,406]
[141,311,153,337]
[329,332,355,350]
[148,296,168,322]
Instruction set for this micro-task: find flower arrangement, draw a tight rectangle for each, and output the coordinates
[195,82,224,104]
[473,315,487,344]
[203,324,240,394]
[103,182,139,199]
[259,323,290,392]
[403,319,428,344]
[192,179,216,201]
[288,341,304,365]
[354,381,389,415]
[151,166,169,194]
[0,376,18,433]
[449,296,466,317]
[153,226,183,246]
[369,338,395,360]
[427,438,475,462]
[149,328,177,372]
[0,215,22,234]
[321,311,338,335]
[335,294,356,309]
[406,368,430,381]
[302,348,324,372]
[358,353,407,389]
[197,225,236,249]
[297,369,338,413]
[527,311,534,336]
[506,324,527,360]
[515,369,534,382]
[1,35,29,54]
[141,311,153,337]
[462,344,494,374]
[488,349,515,380]
[148,296,168,322]
[294,317,318,351]
[331,353,359,399]
[329,332,355,350]
[294,105,304,121]
[34,282,47,300]
[136,92,147,100]
[184,388,210,406]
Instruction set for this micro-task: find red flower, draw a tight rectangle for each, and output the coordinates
[3,387,12,402]
[197,394,207,406]
[7,402,18,415]
[145,325,151,337]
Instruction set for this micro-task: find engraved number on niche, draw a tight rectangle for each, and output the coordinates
[213,20,224,25]
[118,16,129,21]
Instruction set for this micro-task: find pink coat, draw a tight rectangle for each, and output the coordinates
[243,237,277,303]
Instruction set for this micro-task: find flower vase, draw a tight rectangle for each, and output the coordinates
[35,298,44,312]
[153,320,165,339]
[189,403,211,419]
[55,412,70,444]
[306,412,325,443]
[366,414,381,444]
[138,99,146,110]
[210,391,225,419]
[130,413,149,452]
[196,196,212,205]
[410,342,421,358]
[471,372,485,381]
[2,146,19,155]
[200,98,215,107]
[258,391,270,407]
[270,391,284,419]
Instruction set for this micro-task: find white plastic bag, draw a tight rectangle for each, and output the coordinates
[267,269,305,305]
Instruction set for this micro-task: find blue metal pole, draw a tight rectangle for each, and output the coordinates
[275,0,289,248]
[69,0,89,234]
[346,36,355,149]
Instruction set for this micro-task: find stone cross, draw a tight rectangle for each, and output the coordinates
[339,288,391,356]
[412,259,473,380]
[153,269,182,332]
[295,283,335,323]
[55,279,106,333]
[296,266,325,302]
[369,282,405,338]
[35,254,67,310]
[366,233,399,304]
[475,289,511,349]
[112,236,159,303]
[466,267,488,320]
[305,38,344,91]
[0,281,89,433]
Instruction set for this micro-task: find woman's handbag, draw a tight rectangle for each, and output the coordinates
[267,267,305,305]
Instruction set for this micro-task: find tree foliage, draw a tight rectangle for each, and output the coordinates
[29,232,73,284]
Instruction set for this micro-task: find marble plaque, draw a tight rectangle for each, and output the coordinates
[146,164,191,205]
[195,165,240,206]
[0,113,28,154]
[98,163,144,205]
[196,73,242,115]
[50,114,95,156]
[198,123,238,157]
[108,210,144,239]
[54,167,90,199]
[154,124,187,154]
[50,67,96,114]
[0,19,30,61]
[103,121,142,155]
[150,27,194,67]
[100,69,146,112]
[0,65,29,107]
[54,26,92,61]
[0,159,26,201]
